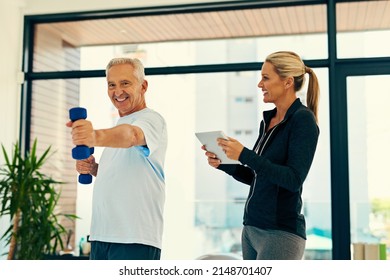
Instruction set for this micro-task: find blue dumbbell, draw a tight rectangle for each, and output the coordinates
[77,147,94,184]
[69,107,94,184]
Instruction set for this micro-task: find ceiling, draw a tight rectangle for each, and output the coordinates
[36,1,390,47]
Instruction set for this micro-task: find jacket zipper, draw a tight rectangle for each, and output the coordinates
[244,120,285,214]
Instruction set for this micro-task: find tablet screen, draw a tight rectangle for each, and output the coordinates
[195,131,240,164]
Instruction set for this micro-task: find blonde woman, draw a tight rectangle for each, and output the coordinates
[203,51,320,260]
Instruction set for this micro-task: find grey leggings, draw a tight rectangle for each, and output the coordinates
[241,225,306,260]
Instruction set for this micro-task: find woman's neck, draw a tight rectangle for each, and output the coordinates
[274,94,296,122]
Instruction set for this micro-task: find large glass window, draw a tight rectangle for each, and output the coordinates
[33,4,328,72]
[347,75,390,260]
[85,42,330,259]
[30,78,80,247]
[28,1,338,259]
[337,1,390,58]
[29,44,330,260]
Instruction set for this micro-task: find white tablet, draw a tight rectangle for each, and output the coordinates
[195,130,240,164]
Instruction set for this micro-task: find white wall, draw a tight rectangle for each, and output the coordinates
[0,0,25,155]
[0,0,26,258]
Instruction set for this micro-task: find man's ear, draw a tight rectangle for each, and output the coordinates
[141,79,148,94]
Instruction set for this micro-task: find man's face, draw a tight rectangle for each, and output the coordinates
[106,63,148,117]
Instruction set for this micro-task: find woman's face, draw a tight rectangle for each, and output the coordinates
[258,61,287,104]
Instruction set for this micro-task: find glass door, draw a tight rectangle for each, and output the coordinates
[347,75,390,260]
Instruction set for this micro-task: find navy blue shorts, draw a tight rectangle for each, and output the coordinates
[90,241,161,260]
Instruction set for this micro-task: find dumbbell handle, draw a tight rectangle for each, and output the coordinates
[78,147,94,184]
[69,107,94,184]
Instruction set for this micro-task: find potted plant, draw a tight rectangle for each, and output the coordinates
[0,139,77,259]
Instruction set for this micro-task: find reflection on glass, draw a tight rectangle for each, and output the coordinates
[30,33,331,260]
[30,79,81,247]
[337,1,390,58]
[75,43,332,259]
[148,68,331,259]
[33,34,328,72]
[347,75,390,260]
[33,3,328,72]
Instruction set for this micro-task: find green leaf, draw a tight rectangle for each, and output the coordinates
[0,140,77,259]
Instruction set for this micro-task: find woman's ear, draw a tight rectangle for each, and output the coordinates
[285,76,294,89]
